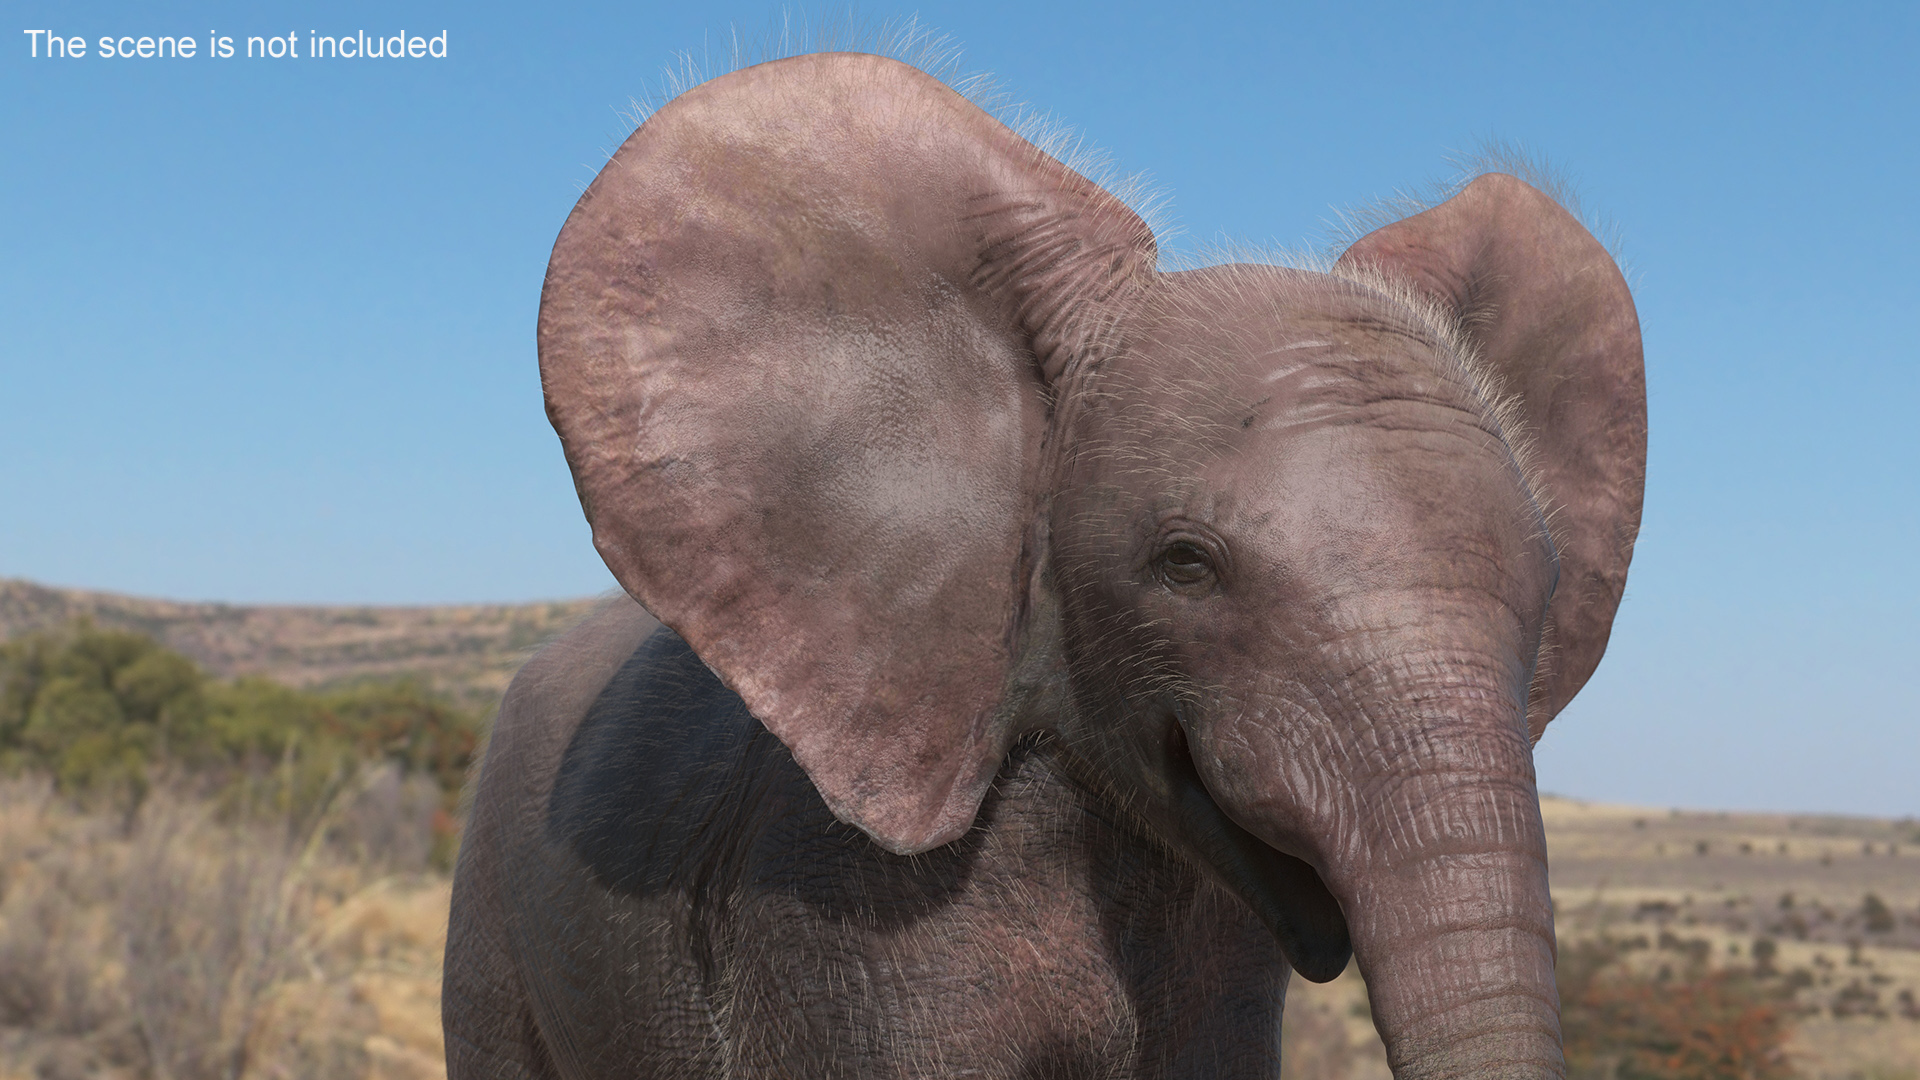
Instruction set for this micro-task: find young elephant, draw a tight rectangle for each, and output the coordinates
[445,53,1644,1080]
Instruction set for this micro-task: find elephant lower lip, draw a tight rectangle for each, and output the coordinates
[1164,725,1353,983]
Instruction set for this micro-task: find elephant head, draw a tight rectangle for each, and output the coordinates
[539,53,1643,1079]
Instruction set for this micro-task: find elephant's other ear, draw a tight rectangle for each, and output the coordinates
[1336,173,1646,738]
[539,54,1154,853]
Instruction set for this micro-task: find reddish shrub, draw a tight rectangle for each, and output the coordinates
[1560,938,1795,1080]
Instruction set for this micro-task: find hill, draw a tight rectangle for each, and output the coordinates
[0,578,605,709]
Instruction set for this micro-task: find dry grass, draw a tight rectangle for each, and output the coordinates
[3,771,1912,1080]
[0,773,448,1080]
[1280,963,1392,1080]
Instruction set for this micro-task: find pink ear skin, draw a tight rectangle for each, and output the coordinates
[1336,175,1647,738]
[538,54,1154,854]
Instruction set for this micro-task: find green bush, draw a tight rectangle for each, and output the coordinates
[0,621,481,836]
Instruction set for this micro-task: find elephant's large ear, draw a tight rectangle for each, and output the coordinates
[539,54,1155,853]
[1336,174,1646,738]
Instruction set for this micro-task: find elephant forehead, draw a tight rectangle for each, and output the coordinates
[1225,421,1539,568]
[1068,266,1545,552]
[1116,266,1481,427]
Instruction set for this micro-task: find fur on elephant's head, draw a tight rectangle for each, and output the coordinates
[541,53,1643,1078]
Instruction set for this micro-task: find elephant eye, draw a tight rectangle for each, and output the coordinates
[1157,541,1216,588]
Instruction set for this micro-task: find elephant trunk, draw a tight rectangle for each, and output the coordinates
[1339,829,1562,1080]
[1195,695,1564,1079]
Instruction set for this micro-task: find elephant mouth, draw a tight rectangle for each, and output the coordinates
[1164,725,1353,983]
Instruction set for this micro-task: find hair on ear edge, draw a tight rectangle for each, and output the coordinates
[594,10,1178,244]
[1317,138,1634,285]
[614,10,969,133]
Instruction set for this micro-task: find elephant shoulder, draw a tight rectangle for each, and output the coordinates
[468,594,664,820]
[447,594,659,1077]
[455,594,661,892]
[542,615,794,898]
[498,595,664,754]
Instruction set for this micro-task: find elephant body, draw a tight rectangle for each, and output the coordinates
[447,602,1292,1078]
[447,51,1645,1080]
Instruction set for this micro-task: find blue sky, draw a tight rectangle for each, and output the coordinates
[5,2,1915,816]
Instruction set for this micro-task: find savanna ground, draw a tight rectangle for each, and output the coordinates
[2,580,1915,1079]
[1280,799,1920,1080]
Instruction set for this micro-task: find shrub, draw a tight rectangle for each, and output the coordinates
[1862,893,1895,934]
[0,626,204,807]
[0,621,480,849]
[1560,937,1795,1080]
